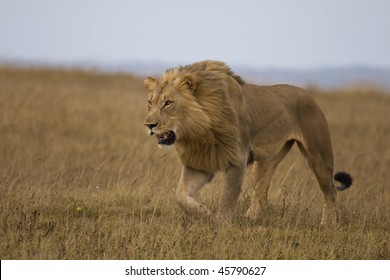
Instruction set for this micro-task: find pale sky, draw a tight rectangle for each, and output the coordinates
[1,0,389,69]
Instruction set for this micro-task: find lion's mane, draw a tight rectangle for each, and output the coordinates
[160,61,245,172]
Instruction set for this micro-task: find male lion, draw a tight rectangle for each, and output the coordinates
[143,60,352,224]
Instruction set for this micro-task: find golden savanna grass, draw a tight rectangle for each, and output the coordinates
[0,66,389,259]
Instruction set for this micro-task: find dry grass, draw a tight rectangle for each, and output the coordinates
[0,66,389,260]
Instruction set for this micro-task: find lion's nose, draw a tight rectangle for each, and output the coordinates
[144,123,158,130]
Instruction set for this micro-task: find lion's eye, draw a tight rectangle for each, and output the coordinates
[164,100,173,107]
[148,100,152,107]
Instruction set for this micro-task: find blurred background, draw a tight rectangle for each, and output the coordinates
[1,0,390,89]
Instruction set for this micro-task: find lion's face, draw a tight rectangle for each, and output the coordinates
[143,76,214,149]
[143,79,179,149]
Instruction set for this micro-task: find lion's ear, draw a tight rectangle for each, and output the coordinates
[180,77,196,93]
[144,77,158,92]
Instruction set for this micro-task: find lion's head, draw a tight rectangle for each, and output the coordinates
[143,60,245,171]
[143,72,214,150]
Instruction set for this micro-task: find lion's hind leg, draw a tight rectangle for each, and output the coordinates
[296,139,337,225]
[245,140,294,220]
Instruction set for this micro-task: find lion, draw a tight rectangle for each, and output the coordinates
[143,60,352,224]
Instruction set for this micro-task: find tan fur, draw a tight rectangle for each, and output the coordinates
[144,60,350,224]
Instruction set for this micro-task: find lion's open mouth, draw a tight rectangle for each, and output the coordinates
[156,131,176,145]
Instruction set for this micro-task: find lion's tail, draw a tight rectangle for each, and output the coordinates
[334,171,353,191]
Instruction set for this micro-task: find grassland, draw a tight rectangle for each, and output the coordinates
[0,66,389,259]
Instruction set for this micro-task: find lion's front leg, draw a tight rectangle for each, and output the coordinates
[175,166,213,217]
[218,164,246,220]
